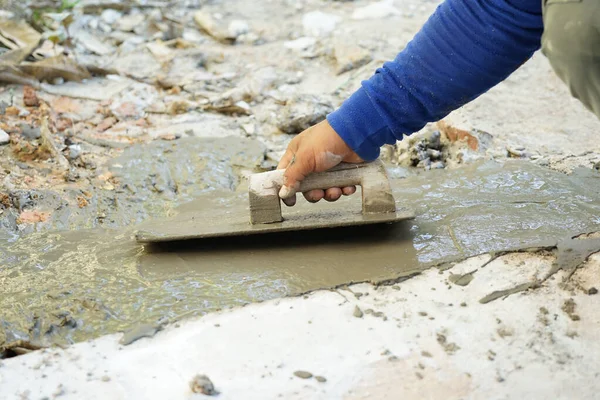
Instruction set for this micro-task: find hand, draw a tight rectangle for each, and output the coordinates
[277,120,363,206]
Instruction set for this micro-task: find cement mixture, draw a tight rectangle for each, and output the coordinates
[2,159,600,354]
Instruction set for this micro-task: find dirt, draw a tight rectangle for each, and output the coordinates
[561,298,581,321]
[436,332,460,355]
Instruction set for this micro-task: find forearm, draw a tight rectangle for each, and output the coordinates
[327,0,543,160]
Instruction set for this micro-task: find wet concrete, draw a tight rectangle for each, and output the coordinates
[0,136,266,240]
[1,159,600,353]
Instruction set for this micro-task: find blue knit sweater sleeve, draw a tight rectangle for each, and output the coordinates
[327,0,543,161]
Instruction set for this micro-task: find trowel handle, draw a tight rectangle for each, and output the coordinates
[248,160,396,224]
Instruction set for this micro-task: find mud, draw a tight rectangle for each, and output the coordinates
[1,159,600,353]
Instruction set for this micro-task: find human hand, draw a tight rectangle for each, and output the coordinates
[277,120,363,206]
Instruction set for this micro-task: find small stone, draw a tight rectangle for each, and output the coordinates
[353,305,364,318]
[101,376,110,382]
[284,37,316,51]
[302,11,341,37]
[421,351,432,357]
[588,287,598,295]
[294,370,313,379]
[23,85,40,107]
[315,376,327,383]
[228,20,249,39]
[20,123,41,140]
[418,311,428,317]
[190,374,217,395]
[116,14,146,32]
[352,0,401,20]
[67,144,82,160]
[101,9,123,25]
[0,129,9,145]
[277,95,333,135]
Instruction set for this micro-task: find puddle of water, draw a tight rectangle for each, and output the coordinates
[1,160,600,350]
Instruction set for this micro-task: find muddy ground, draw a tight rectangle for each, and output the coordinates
[1,0,600,358]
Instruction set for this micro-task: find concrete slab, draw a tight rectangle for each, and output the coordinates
[2,252,599,400]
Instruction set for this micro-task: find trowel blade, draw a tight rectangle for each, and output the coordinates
[135,200,414,244]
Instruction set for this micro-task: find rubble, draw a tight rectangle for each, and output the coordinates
[302,11,341,37]
[351,0,402,20]
[0,129,9,145]
[277,95,334,135]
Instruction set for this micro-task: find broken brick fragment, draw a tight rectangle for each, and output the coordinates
[437,120,479,151]
[23,86,40,108]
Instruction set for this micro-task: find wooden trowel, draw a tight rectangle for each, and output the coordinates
[135,160,414,243]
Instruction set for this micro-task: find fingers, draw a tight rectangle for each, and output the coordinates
[302,187,354,203]
[279,149,314,200]
[342,186,356,196]
[303,189,325,203]
[324,187,342,202]
[277,137,299,170]
[282,193,297,207]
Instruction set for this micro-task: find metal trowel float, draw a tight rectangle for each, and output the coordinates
[135,160,414,243]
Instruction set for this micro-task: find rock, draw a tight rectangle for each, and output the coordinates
[23,85,40,107]
[315,376,327,383]
[20,123,41,140]
[0,129,9,145]
[293,370,313,379]
[284,37,317,51]
[194,11,233,43]
[438,121,478,151]
[67,144,82,160]
[587,287,598,295]
[228,20,249,39]
[302,11,341,37]
[190,374,218,396]
[115,13,146,32]
[332,41,372,75]
[352,0,402,20]
[353,305,363,318]
[277,95,334,135]
[101,9,123,25]
[506,145,529,159]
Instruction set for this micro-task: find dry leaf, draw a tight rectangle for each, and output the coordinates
[51,96,81,114]
[17,210,50,224]
[0,19,42,63]
[0,63,40,87]
[193,11,233,44]
[20,55,91,82]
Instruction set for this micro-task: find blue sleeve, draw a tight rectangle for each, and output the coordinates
[327,0,544,161]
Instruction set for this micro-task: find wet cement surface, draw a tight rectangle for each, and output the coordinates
[2,159,600,352]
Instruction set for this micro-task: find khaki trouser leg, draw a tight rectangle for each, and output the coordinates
[542,0,600,118]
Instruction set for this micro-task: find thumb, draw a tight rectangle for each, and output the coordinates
[279,150,315,199]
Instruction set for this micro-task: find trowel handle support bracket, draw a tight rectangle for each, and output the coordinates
[248,160,397,224]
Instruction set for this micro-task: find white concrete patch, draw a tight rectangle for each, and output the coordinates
[2,253,599,400]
